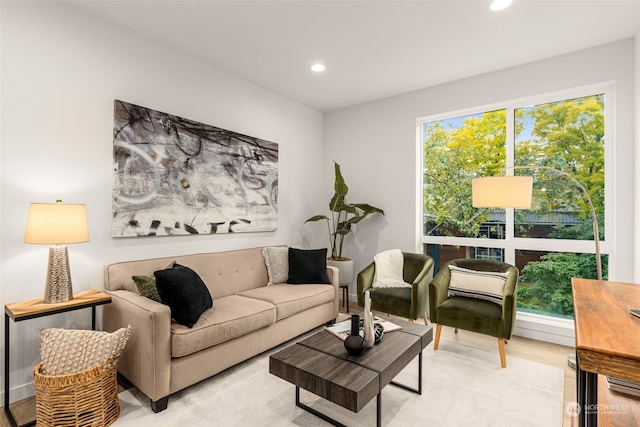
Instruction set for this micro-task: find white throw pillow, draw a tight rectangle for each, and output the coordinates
[372,249,412,288]
[262,246,288,285]
[447,265,509,306]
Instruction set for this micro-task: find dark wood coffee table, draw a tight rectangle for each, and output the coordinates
[269,318,432,427]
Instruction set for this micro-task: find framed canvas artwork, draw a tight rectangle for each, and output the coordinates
[112,100,278,237]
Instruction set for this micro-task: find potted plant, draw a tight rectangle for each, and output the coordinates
[305,161,384,285]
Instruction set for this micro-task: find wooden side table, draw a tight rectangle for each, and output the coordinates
[4,290,111,427]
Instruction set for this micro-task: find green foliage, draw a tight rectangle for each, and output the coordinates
[517,251,607,318]
[546,212,604,241]
[423,94,606,319]
[423,95,605,238]
[423,110,506,237]
[305,162,384,260]
[517,253,581,317]
[515,96,605,223]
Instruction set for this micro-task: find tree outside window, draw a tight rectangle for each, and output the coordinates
[422,93,607,318]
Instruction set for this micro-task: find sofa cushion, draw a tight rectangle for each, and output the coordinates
[287,248,331,284]
[435,296,504,338]
[238,284,334,321]
[171,295,276,357]
[104,247,270,298]
[155,264,213,328]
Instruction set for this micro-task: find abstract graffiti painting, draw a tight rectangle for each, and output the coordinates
[112,100,278,237]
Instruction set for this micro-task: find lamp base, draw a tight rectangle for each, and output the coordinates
[44,246,74,303]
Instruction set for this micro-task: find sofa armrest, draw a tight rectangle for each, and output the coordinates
[103,289,172,402]
[356,262,375,307]
[326,265,340,318]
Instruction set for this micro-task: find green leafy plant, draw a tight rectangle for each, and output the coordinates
[305,161,384,260]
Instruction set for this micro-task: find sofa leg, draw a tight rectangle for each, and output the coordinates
[434,324,442,350]
[325,318,336,326]
[498,338,507,368]
[151,396,169,413]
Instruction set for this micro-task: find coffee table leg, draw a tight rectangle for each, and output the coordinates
[295,386,347,427]
[390,351,423,395]
[377,392,382,427]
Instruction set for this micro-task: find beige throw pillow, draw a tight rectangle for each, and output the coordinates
[263,246,289,285]
[39,326,132,376]
[447,265,509,306]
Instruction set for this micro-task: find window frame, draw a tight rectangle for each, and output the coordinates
[415,82,614,340]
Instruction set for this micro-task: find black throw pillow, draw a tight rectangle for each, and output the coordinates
[286,248,331,284]
[154,263,213,328]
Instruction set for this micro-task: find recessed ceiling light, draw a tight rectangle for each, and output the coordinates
[310,63,325,72]
[490,0,512,11]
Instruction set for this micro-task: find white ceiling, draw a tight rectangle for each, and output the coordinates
[68,0,640,112]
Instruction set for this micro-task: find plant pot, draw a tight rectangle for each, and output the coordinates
[327,259,353,286]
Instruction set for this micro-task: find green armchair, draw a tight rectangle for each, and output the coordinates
[357,252,434,323]
[429,258,519,368]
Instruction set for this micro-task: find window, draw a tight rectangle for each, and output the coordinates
[420,85,611,321]
[475,247,504,262]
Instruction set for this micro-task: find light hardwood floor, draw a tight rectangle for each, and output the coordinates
[340,300,640,427]
[339,300,579,426]
[2,301,635,427]
[422,320,577,427]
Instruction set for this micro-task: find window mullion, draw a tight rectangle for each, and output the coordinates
[505,106,516,242]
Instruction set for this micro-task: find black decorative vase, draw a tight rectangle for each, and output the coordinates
[344,314,365,356]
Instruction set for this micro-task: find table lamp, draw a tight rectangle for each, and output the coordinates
[24,200,89,303]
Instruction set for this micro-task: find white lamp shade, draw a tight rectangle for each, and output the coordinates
[24,202,89,244]
[472,176,533,209]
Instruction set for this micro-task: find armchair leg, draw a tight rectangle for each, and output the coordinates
[498,338,507,368]
[423,312,429,325]
[434,324,442,350]
[409,318,414,323]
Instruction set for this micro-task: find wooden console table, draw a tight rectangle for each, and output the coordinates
[572,278,640,427]
[4,290,111,427]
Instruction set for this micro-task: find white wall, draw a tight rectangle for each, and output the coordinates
[1,1,324,402]
[324,39,636,300]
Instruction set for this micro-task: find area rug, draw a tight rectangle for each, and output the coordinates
[113,332,564,427]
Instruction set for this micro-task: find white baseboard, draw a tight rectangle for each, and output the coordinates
[1,381,35,407]
[513,312,575,347]
[351,293,576,347]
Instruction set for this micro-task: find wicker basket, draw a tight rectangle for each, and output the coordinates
[33,358,120,427]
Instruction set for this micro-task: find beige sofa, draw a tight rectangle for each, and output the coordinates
[103,246,338,412]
